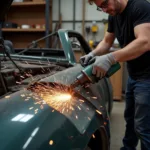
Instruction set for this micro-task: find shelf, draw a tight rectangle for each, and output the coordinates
[12,1,46,6]
[2,28,45,32]
[1,0,53,48]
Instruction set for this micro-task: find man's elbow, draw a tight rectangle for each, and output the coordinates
[139,37,150,52]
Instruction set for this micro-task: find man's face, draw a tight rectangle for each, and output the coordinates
[95,0,122,16]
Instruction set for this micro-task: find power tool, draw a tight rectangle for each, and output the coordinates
[70,62,121,88]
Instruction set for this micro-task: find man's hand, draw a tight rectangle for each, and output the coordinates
[89,53,116,78]
[80,52,95,67]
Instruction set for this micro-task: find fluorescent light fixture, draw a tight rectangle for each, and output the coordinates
[22,127,39,149]
[11,114,26,121]
[20,114,34,122]
[11,114,34,123]
[31,127,39,137]
[22,137,32,149]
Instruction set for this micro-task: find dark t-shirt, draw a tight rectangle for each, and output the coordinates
[107,0,150,80]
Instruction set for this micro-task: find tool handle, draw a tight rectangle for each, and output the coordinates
[82,62,121,83]
[105,62,121,77]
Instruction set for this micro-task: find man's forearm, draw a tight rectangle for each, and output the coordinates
[112,38,149,62]
[92,40,112,56]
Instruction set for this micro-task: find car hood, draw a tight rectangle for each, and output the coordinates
[0,65,105,150]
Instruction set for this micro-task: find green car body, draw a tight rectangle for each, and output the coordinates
[0,29,113,150]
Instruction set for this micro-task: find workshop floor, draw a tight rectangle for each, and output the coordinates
[110,101,140,150]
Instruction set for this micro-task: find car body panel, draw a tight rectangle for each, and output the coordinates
[0,29,113,150]
[0,89,105,150]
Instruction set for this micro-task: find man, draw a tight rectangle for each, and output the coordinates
[80,0,150,149]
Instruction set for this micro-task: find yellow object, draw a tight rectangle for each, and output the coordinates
[104,22,108,33]
[89,40,94,49]
[91,25,98,33]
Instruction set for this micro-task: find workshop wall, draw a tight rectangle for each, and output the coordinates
[52,0,108,42]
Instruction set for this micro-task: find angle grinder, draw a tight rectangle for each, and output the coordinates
[70,62,121,88]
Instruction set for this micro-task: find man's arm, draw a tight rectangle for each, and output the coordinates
[92,31,115,56]
[112,23,150,62]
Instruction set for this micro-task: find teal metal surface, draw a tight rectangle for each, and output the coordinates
[0,89,104,150]
[57,29,91,65]
[58,29,77,65]
[0,54,68,63]
[40,64,109,119]
[0,29,111,150]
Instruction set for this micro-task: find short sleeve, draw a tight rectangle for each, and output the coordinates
[107,15,114,33]
[132,0,150,27]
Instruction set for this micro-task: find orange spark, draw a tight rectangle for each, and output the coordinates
[88,117,91,121]
[87,107,90,110]
[77,106,81,110]
[92,134,96,138]
[96,110,102,115]
[79,99,85,103]
[75,115,78,119]
[49,140,54,145]
[92,97,97,99]
[21,94,25,97]
[5,96,10,99]
[104,122,107,125]
[29,107,34,110]
[16,81,22,84]
[28,82,79,114]
[25,98,29,101]
[20,76,25,79]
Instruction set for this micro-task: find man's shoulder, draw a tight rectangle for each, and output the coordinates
[131,0,150,9]
[124,0,150,19]
[129,0,150,28]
